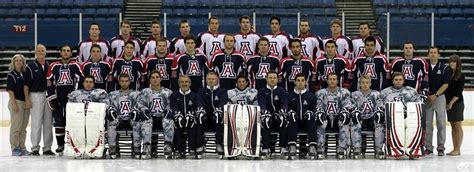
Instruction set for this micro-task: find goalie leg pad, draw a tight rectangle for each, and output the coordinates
[406,102,423,157]
[385,102,405,158]
[65,103,86,157]
[84,102,106,158]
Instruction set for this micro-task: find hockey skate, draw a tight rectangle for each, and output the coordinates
[337,151,345,159]
[216,144,224,159]
[56,145,64,156]
[164,142,173,159]
[352,152,361,159]
[195,146,204,159]
[377,151,385,160]
[260,149,271,160]
[308,145,317,159]
[109,146,117,159]
[280,147,289,160]
[133,146,141,159]
[288,144,297,160]
[141,143,151,160]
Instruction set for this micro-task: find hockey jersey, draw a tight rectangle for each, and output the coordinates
[235,31,260,59]
[210,50,246,90]
[196,31,225,62]
[68,89,110,108]
[295,33,324,61]
[351,53,391,91]
[391,57,429,92]
[144,54,176,89]
[323,35,353,59]
[141,36,170,60]
[82,61,111,91]
[279,56,315,92]
[314,54,351,90]
[110,57,144,91]
[172,53,209,92]
[351,35,385,58]
[227,87,258,105]
[47,61,84,104]
[315,87,352,116]
[246,54,280,90]
[77,38,111,63]
[377,86,422,110]
[263,32,291,59]
[350,90,380,119]
[137,87,173,118]
[110,35,142,59]
[108,89,140,120]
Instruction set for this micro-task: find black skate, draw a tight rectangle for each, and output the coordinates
[141,143,151,160]
[288,144,297,160]
[109,146,117,159]
[260,149,271,160]
[164,142,173,159]
[55,145,64,156]
[133,146,141,159]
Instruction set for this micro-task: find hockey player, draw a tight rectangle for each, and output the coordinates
[172,36,209,92]
[235,15,260,59]
[315,73,353,159]
[263,16,291,59]
[144,38,176,89]
[279,39,315,92]
[247,37,280,90]
[287,73,318,159]
[141,19,169,60]
[170,19,192,56]
[227,74,258,105]
[323,19,353,59]
[77,22,110,63]
[391,41,429,93]
[196,72,228,157]
[351,36,390,91]
[351,22,385,58]
[105,74,140,159]
[46,45,83,155]
[349,75,385,159]
[257,70,289,159]
[196,16,225,62]
[314,40,351,91]
[110,40,144,91]
[295,19,324,61]
[136,71,174,159]
[377,72,423,159]
[81,44,112,91]
[110,19,142,59]
[210,34,246,90]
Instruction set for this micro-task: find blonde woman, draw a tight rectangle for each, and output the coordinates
[7,54,30,156]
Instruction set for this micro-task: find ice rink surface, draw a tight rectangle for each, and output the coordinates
[1,126,473,172]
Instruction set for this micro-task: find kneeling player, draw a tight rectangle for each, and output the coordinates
[287,73,318,159]
[350,75,384,159]
[257,70,289,159]
[106,74,140,159]
[137,71,174,159]
[315,73,352,159]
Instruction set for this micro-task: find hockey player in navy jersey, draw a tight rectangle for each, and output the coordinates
[287,73,318,159]
[323,19,353,59]
[110,20,142,59]
[391,41,429,94]
[110,40,144,91]
[196,16,225,62]
[196,72,228,157]
[279,39,315,92]
[263,16,292,59]
[105,74,140,159]
[257,70,289,159]
[171,76,201,159]
[314,40,351,91]
[247,37,281,90]
[210,34,246,90]
[144,38,176,89]
[46,45,83,154]
[349,75,385,159]
[351,36,390,91]
[172,36,209,92]
[235,15,260,59]
[81,44,111,91]
[295,19,324,61]
[136,71,174,159]
[315,73,353,159]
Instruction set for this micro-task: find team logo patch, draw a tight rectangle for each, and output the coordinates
[120,101,131,114]
[121,65,134,80]
[326,101,338,115]
[151,98,163,113]
[256,63,270,79]
[221,62,236,78]
[402,64,415,80]
[289,66,303,81]
[156,64,169,80]
[362,101,374,113]
[186,60,202,76]
[90,67,103,83]
[240,42,253,56]
[268,42,279,56]
[210,41,222,57]
[57,69,73,86]
[363,63,377,79]
[323,64,335,80]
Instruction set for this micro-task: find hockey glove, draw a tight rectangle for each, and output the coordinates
[351,110,362,125]
[214,107,223,124]
[174,111,185,128]
[195,107,206,125]
[339,111,351,126]
[316,111,327,126]
[261,110,272,129]
[46,95,60,111]
[106,108,118,121]
[185,111,195,128]
[288,110,298,123]
[304,110,315,121]
[374,110,385,124]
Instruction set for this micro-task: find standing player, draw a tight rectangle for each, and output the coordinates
[110,40,144,91]
[263,16,291,59]
[315,73,353,159]
[350,75,384,159]
[210,34,246,90]
[46,45,83,155]
[172,36,209,92]
[141,19,169,60]
[280,39,315,92]
[77,23,110,63]
[196,16,225,62]
[170,19,192,55]
[287,73,318,159]
[351,22,385,58]
[247,37,281,90]
[314,40,351,91]
[105,74,140,159]
[323,19,353,59]
[144,38,176,89]
[235,15,260,59]
[136,71,174,159]
[391,41,429,94]
[295,19,324,61]
[351,36,390,91]
[257,70,289,159]
[82,44,112,91]
[196,72,228,157]
[110,19,142,59]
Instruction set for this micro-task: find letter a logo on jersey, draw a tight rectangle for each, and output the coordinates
[268,42,279,56]
[323,64,335,80]
[221,62,236,78]
[256,63,270,79]
[187,60,202,76]
[120,101,131,114]
[402,64,415,80]
[393,96,403,102]
[151,98,163,113]
[90,67,103,83]
[240,42,253,56]
[363,63,377,79]
[362,101,374,113]
[58,69,73,85]
[210,41,222,56]
[121,66,134,80]
[326,101,338,115]
[300,44,309,57]
[156,64,169,80]
[289,66,302,81]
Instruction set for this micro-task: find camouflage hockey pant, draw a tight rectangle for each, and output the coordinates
[131,119,153,147]
[316,114,350,153]
[106,118,132,147]
[351,117,385,153]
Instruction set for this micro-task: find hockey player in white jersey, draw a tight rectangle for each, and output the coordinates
[105,74,140,159]
[315,73,353,159]
[235,15,260,59]
[263,16,292,59]
[196,16,225,62]
[136,70,174,159]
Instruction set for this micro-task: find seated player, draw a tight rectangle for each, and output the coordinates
[257,70,289,159]
[105,74,140,159]
[315,73,352,159]
[227,74,258,105]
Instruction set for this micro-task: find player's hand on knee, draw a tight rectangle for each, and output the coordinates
[275,110,288,127]
[303,110,315,121]
[132,109,149,122]
[351,110,362,125]
[374,110,385,124]
[195,107,206,125]
[316,111,327,125]
[106,108,118,121]
[214,107,223,124]
[173,111,185,128]
[288,110,298,122]
[260,110,272,129]
[339,111,351,125]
